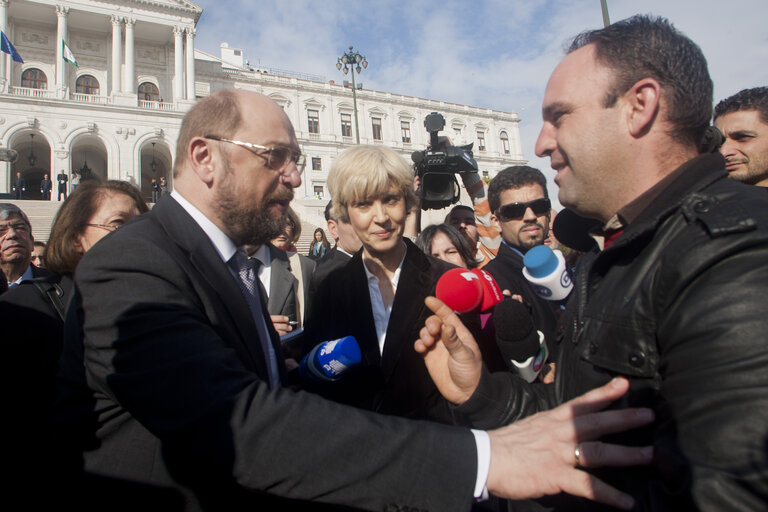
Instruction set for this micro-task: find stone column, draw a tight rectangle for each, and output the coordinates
[124,18,135,94]
[0,0,8,90]
[173,26,184,100]
[55,5,69,94]
[110,15,122,94]
[185,27,195,100]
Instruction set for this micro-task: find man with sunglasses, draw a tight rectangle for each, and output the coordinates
[482,165,560,343]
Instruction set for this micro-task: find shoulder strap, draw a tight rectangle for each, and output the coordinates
[33,280,66,321]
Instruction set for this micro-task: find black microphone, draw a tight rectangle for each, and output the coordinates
[493,299,548,383]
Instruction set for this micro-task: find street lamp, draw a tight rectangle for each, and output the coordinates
[336,45,368,144]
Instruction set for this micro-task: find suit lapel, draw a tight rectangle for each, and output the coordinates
[380,242,431,379]
[347,254,382,367]
[152,197,271,378]
[266,245,297,317]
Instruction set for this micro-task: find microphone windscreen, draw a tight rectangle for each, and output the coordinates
[436,268,483,313]
[471,269,503,312]
[493,299,540,361]
[552,208,601,253]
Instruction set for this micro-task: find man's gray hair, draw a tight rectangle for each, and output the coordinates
[0,203,31,227]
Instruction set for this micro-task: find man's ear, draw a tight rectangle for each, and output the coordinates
[326,219,339,241]
[188,137,217,186]
[490,213,501,232]
[625,78,661,138]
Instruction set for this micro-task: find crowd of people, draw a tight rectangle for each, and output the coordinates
[1,14,767,512]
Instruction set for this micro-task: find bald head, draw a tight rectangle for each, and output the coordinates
[173,90,291,178]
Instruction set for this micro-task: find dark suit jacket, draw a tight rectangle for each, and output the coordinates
[263,243,314,326]
[310,246,353,292]
[54,196,476,512]
[482,242,559,344]
[305,239,462,423]
[1,271,70,495]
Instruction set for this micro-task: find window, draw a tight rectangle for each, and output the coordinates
[312,157,322,171]
[477,131,486,152]
[21,68,47,89]
[138,82,160,101]
[401,121,411,143]
[76,75,100,95]
[313,185,324,199]
[341,113,352,137]
[500,131,510,155]
[372,117,382,141]
[307,109,319,134]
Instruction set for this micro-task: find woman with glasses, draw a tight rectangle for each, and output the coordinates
[0,180,148,481]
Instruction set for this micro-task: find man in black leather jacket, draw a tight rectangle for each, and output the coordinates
[418,15,768,511]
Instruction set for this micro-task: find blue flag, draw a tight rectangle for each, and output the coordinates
[1,31,23,63]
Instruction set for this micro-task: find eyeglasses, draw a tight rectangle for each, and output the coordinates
[205,135,305,175]
[0,222,30,236]
[86,223,121,232]
[496,198,551,221]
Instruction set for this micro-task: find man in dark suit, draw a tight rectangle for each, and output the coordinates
[12,171,25,199]
[54,89,653,511]
[311,201,362,290]
[0,203,50,287]
[40,173,52,200]
[248,241,315,333]
[57,170,68,201]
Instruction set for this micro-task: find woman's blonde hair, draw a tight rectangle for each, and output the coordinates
[327,145,417,222]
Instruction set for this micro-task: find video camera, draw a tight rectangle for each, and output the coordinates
[411,112,478,210]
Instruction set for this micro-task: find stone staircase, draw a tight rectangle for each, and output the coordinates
[295,220,330,256]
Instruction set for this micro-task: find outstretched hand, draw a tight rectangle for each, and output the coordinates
[414,296,483,404]
[486,377,654,509]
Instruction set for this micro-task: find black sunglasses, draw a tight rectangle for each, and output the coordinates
[496,198,551,221]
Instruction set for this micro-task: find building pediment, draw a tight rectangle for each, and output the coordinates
[62,1,203,22]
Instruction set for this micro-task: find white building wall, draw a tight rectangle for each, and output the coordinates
[0,0,524,228]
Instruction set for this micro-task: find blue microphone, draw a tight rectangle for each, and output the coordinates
[299,336,362,383]
[522,245,573,301]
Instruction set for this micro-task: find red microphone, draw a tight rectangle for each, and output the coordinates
[435,268,483,313]
[471,269,503,312]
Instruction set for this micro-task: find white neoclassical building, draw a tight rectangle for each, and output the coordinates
[0,0,525,225]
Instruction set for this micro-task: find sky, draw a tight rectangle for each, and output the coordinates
[191,0,768,205]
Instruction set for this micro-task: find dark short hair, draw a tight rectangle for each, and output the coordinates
[445,204,474,223]
[324,201,334,222]
[568,15,712,147]
[416,223,477,269]
[714,87,768,125]
[0,203,31,228]
[488,166,548,214]
[173,89,242,177]
[46,180,149,276]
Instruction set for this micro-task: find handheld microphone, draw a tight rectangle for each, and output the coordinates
[435,268,483,313]
[471,269,504,312]
[493,299,548,383]
[299,336,362,383]
[522,245,573,301]
[435,268,505,314]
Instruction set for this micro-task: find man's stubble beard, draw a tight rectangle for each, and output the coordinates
[517,221,549,252]
[215,160,293,247]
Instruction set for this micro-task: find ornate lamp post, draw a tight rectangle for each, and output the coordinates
[336,45,368,144]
